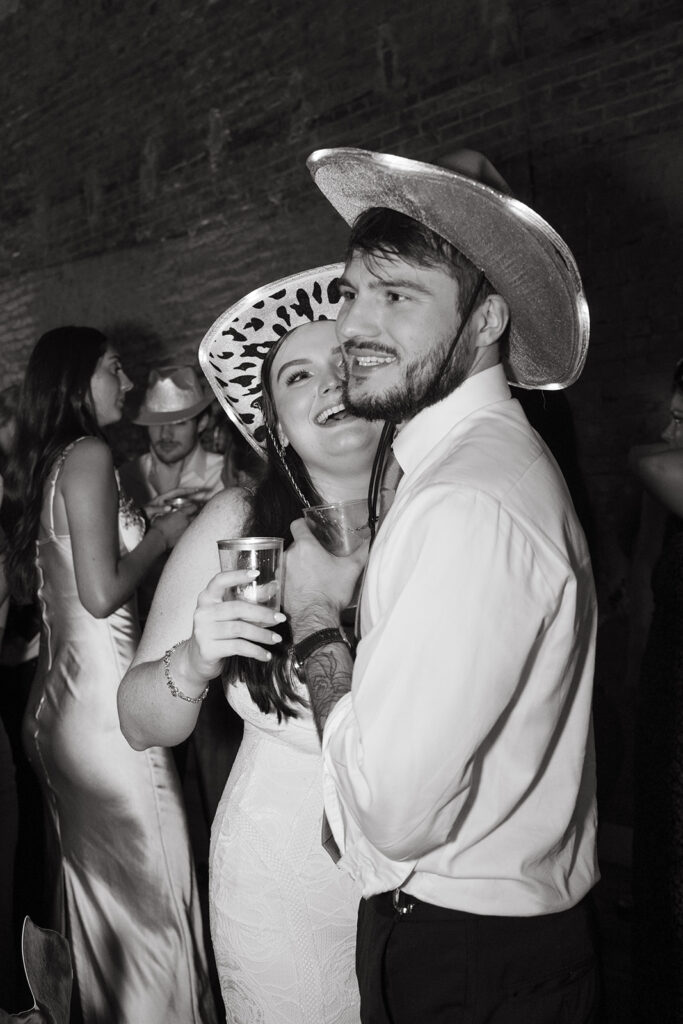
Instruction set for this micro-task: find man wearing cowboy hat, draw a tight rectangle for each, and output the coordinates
[284,149,599,1022]
[120,363,224,513]
[122,364,240,843]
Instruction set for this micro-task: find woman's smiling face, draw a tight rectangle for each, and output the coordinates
[269,320,382,479]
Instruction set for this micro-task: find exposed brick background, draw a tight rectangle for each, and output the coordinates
[1,0,682,824]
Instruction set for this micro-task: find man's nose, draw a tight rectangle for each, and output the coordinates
[120,372,133,393]
[337,296,379,341]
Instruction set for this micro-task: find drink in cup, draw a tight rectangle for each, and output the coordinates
[302,499,370,556]
[167,495,200,516]
[217,537,283,610]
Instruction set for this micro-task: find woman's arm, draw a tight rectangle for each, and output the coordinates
[59,438,189,618]
[629,444,683,517]
[117,487,284,750]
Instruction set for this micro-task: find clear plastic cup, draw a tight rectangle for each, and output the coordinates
[303,499,371,556]
[217,536,283,609]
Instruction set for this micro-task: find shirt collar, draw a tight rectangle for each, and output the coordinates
[392,364,511,476]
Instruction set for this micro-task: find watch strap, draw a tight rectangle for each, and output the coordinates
[292,627,350,672]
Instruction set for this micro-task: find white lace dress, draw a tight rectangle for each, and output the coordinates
[209,677,361,1024]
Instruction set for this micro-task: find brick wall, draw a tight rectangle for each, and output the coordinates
[1,0,682,822]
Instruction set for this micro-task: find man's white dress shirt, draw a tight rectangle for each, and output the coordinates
[119,444,224,509]
[322,364,599,916]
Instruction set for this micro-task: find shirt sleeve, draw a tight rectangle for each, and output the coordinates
[322,483,564,862]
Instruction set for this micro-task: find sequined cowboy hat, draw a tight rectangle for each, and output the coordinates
[133,364,213,425]
[198,264,344,456]
[306,147,590,390]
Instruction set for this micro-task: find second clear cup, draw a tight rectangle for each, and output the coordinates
[217,536,283,610]
[302,499,371,556]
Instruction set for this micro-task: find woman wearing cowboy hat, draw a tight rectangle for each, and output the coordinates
[118,268,384,1023]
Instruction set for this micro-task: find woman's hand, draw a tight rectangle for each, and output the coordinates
[181,569,286,683]
[149,509,194,550]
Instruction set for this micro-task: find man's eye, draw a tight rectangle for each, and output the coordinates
[387,292,406,303]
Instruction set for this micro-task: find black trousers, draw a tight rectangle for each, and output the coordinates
[356,889,600,1024]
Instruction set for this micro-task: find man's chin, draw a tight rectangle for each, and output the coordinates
[153,450,185,464]
[342,378,384,421]
[343,381,411,423]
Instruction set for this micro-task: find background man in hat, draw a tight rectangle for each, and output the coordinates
[120,363,224,516]
[284,149,599,1022]
[121,363,238,859]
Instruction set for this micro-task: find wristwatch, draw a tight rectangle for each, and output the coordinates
[291,627,351,676]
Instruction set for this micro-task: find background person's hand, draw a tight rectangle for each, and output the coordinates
[145,486,206,521]
[149,508,194,549]
[283,518,367,640]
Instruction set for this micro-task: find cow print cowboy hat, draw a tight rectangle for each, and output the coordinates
[198,264,344,457]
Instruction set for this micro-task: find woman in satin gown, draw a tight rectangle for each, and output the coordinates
[118,267,385,1023]
[2,327,217,1024]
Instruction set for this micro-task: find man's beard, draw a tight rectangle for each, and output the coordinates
[151,443,191,465]
[342,330,471,423]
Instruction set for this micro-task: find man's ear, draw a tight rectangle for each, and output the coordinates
[197,411,210,434]
[473,294,509,349]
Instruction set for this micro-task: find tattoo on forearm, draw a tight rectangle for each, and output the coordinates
[303,645,353,742]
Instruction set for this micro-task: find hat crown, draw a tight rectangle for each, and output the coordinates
[144,365,205,415]
[306,147,589,390]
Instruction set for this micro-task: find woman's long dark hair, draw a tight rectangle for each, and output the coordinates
[1,327,108,603]
[223,331,326,720]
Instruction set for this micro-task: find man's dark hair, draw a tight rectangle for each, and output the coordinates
[346,207,495,313]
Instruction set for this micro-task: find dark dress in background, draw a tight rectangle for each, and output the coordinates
[632,515,683,1023]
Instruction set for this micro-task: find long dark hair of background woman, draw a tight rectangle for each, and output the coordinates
[1,327,107,604]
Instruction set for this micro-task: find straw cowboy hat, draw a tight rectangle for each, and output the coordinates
[306,147,590,390]
[133,365,214,426]
[198,265,344,456]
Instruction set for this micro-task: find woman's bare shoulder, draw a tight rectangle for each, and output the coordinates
[61,436,112,474]
[59,437,114,495]
[194,485,253,541]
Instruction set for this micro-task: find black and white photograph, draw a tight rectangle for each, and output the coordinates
[0,1,681,1021]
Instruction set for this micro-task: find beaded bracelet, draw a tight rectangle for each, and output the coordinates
[163,641,209,704]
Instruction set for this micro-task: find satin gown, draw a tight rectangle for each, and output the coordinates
[23,440,217,1024]
[209,677,361,1024]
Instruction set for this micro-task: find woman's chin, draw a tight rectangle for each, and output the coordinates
[314,423,381,462]
[288,419,383,479]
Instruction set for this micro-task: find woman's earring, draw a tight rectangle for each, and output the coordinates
[266,421,307,507]
[276,426,289,449]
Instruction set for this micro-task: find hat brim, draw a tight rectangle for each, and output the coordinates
[198,264,344,456]
[133,393,213,426]
[307,148,589,390]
